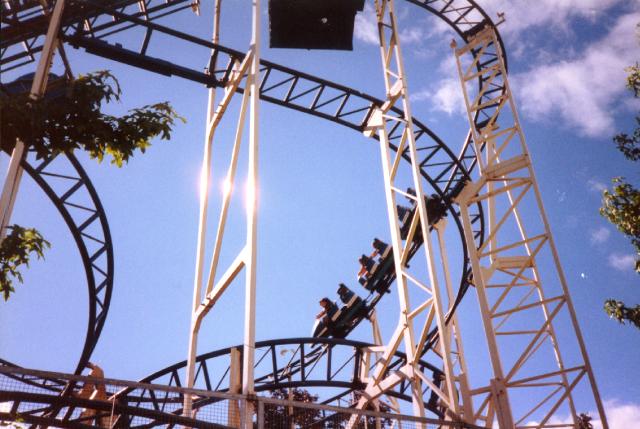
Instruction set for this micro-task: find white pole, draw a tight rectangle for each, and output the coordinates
[242,0,260,427]
[0,0,66,241]
[184,2,223,416]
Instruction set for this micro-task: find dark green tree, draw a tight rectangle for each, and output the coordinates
[0,225,50,301]
[0,70,183,298]
[262,388,322,428]
[601,60,640,328]
[577,413,594,429]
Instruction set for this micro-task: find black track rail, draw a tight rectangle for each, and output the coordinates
[0,150,114,376]
[0,0,194,72]
[115,337,445,417]
[0,0,508,421]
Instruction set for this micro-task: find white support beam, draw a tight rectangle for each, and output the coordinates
[452,25,608,429]
[352,0,466,424]
[184,4,262,426]
[0,0,67,242]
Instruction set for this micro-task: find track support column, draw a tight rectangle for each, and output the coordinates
[452,25,608,428]
[0,0,66,241]
[184,3,261,426]
[350,0,464,424]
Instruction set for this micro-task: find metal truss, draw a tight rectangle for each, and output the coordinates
[1,0,114,377]
[182,2,261,425]
[0,2,483,410]
[1,1,486,312]
[347,0,472,424]
[117,338,445,414]
[452,26,608,428]
[0,339,446,428]
[0,0,550,425]
[0,366,490,429]
[54,0,485,301]
[0,150,114,375]
[0,0,196,73]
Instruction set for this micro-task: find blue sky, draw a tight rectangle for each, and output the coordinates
[1,0,639,427]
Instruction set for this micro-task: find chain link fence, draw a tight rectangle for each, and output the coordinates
[0,366,482,429]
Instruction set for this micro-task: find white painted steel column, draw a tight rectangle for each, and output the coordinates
[452,25,608,428]
[242,1,261,427]
[434,219,473,420]
[184,3,223,416]
[348,0,462,423]
[0,0,66,242]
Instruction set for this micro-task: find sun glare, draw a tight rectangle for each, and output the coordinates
[222,177,232,197]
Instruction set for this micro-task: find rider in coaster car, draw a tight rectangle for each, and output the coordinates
[337,283,356,304]
[357,254,377,286]
[316,297,338,326]
[371,237,390,259]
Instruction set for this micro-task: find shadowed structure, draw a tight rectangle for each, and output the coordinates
[269,0,365,50]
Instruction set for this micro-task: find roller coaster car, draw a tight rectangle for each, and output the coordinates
[268,0,365,50]
[358,251,394,295]
[399,194,448,241]
[312,291,368,338]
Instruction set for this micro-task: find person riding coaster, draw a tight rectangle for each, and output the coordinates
[312,284,368,338]
[357,238,394,294]
[397,189,449,241]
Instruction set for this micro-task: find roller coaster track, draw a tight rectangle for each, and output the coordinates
[0,338,446,427]
[0,0,507,422]
[0,149,114,376]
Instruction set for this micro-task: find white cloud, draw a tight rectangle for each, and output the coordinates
[526,400,640,429]
[411,78,466,116]
[399,26,426,44]
[607,253,637,271]
[512,12,640,137]
[354,4,431,46]
[480,0,628,36]
[354,4,378,45]
[593,400,640,429]
[590,227,611,244]
[588,179,608,193]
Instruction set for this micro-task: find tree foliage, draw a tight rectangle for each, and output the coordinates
[612,64,640,163]
[600,178,640,273]
[603,299,640,328]
[577,413,594,429]
[0,225,50,301]
[262,388,322,428]
[625,63,640,97]
[0,70,184,166]
[600,53,640,328]
[0,70,183,301]
[262,389,394,428]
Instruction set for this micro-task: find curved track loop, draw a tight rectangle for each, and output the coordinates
[0,0,195,73]
[59,1,487,335]
[0,339,445,429]
[0,0,507,417]
[1,150,114,375]
[118,338,445,416]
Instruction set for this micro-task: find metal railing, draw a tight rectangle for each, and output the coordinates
[0,366,484,428]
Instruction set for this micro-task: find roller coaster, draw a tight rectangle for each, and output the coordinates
[0,1,609,428]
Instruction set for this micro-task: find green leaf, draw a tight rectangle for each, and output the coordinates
[0,225,50,301]
[0,70,184,166]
